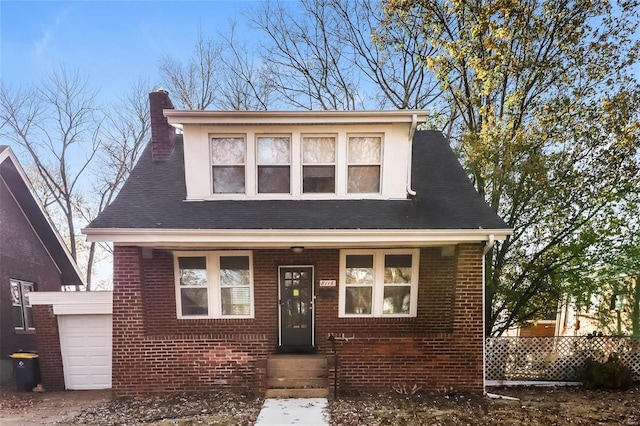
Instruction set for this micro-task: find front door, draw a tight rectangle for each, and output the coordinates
[278,266,314,353]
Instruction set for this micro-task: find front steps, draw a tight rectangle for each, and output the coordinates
[265,355,329,398]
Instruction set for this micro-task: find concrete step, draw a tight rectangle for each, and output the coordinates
[264,387,330,398]
[267,366,327,379]
[267,377,329,389]
[267,355,327,371]
[266,355,329,397]
[267,355,328,379]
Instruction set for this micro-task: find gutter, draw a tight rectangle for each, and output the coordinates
[483,234,495,255]
[407,114,418,198]
[82,228,512,246]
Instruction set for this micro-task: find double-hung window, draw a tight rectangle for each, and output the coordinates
[211,137,246,193]
[257,136,290,193]
[339,249,419,317]
[175,251,253,318]
[347,135,382,193]
[302,136,336,193]
[11,279,34,331]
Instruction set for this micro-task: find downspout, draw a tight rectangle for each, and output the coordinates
[407,114,418,198]
[483,234,495,256]
[483,233,494,396]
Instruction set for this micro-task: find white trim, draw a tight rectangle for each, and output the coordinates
[1,147,85,285]
[174,250,254,319]
[346,134,383,195]
[28,291,113,315]
[486,380,581,387]
[165,109,429,128]
[10,279,35,330]
[339,248,419,318]
[83,228,512,246]
[301,134,338,195]
[210,135,247,195]
[278,265,315,348]
[256,134,292,195]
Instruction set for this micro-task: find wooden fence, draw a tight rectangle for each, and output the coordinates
[485,336,640,383]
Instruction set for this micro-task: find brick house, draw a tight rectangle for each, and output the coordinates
[83,90,510,396]
[0,146,84,386]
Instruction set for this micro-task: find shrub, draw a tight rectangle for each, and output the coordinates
[575,353,634,390]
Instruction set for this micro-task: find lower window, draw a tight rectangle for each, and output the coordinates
[11,279,35,330]
[339,249,419,317]
[174,251,253,319]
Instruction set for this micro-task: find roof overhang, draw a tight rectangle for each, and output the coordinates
[29,291,112,315]
[0,147,86,286]
[164,109,429,129]
[83,228,511,249]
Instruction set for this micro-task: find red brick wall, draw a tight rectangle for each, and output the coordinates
[321,244,484,393]
[149,90,175,162]
[32,305,64,391]
[112,244,485,395]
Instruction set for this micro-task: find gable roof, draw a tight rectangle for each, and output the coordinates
[84,130,509,247]
[0,146,85,286]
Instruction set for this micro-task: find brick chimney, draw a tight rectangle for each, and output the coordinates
[149,89,176,162]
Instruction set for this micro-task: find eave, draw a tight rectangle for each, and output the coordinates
[0,146,86,286]
[164,109,429,129]
[83,228,511,249]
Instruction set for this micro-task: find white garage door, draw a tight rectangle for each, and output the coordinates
[58,314,112,390]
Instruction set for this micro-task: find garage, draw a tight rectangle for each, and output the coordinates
[58,314,111,389]
[29,291,112,390]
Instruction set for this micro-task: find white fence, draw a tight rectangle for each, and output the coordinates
[485,336,640,382]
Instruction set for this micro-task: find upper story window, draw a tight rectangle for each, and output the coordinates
[339,249,419,318]
[175,251,254,319]
[348,136,381,193]
[257,136,291,193]
[303,136,336,193]
[211,137,245,193]
[11,279,35,331]
[197,131,397,199]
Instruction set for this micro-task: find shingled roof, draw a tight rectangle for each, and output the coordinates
[86,130,507,232]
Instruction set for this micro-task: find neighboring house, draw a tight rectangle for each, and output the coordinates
[83,90,511,396]
[0,146,84,385]
[511,278,638,338]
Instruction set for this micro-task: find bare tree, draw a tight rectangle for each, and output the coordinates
[251,0,362,110]
[0,66,100,263]
[159,29,222,110]
[217,22,275,111]
[80,78,151,289]
[155,1,441,112]
[249,0,442,111]
[331,0,441,110]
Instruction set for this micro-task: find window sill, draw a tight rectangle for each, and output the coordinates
[14,329,36,335]
[177,316,255,320]
[339,314,416,319]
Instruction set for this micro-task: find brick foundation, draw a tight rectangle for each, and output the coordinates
[112,244,484,395]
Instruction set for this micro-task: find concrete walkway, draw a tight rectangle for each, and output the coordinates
[254,398,329,426]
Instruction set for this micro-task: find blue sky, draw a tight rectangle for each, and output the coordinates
[1,1,258,104]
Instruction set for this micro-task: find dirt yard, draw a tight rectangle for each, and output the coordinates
[329,386,640,425]
[1,385,640,425]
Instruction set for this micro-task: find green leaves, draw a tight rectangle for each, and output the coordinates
[384,0,640,335]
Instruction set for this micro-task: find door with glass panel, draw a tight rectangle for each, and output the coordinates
[278,266,314,352]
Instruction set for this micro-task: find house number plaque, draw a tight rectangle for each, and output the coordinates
[319,280,336,287]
